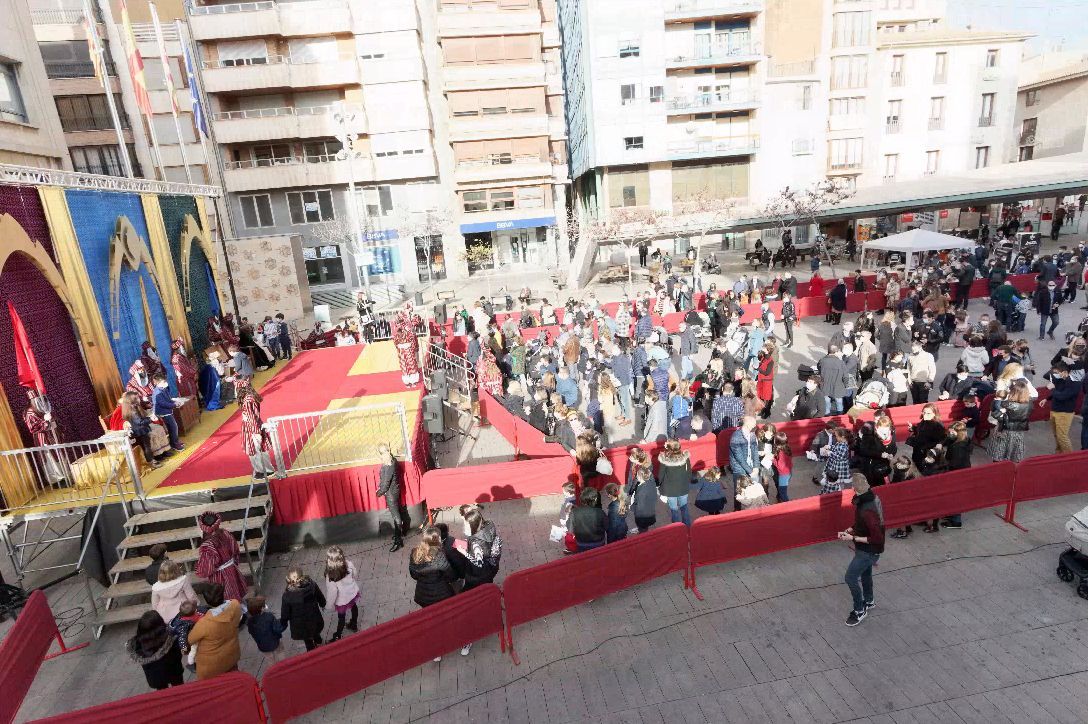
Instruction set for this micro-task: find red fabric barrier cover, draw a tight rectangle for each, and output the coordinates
[478,390,567,458]
[1012,451,1088,504]
[32,672,265,724]
[503,523,689,630]
[874,461,1016,527]
[262,584,504,722]
[690,492,855,568]
[420,454,575,507]
[0,590,57,724]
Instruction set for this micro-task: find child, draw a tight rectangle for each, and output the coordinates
[772,433,792,503]
[819,428,851,494]
[691,467,727,515]
[144,544,169,586]
[169,599,203,670]
[819,470,842,496]
[602,483,628,543]
[886,355,909,407]
[889,456,921,539]
[626,467,658,533]
[323,546,360,642]
[735,475,769,509]
[960,394,980,433]
[557,481,577,529]
[279,568,326,651]
[953,310,970,348]
[246,595,286,664]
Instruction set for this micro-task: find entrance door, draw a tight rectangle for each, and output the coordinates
[463,232,495,275]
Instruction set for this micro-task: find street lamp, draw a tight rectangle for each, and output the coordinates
[333,104,371,298]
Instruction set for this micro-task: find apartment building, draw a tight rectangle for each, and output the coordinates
[0,0,70,168]
[436,0,569,276]
[1013,52,1088,162]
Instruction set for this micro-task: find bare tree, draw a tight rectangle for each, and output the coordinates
[760,179,853,276]
[590,206,666,292]
[670,187,736,286]
[394,206,454,283]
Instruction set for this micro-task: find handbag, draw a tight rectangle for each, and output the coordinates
[563,531,578,553]
[595,456,614,476]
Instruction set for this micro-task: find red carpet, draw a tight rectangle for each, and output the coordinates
[160,346,391,488]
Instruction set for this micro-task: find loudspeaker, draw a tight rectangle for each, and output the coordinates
[433,302,448,325]
[430,369,448,399]
[422,393,445,434]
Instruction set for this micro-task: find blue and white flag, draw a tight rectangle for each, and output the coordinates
[181,35,208,138]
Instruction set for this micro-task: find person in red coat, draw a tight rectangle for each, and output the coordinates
[170,338,199,400]
[756,347,775,419]
[807,271,825,299]
[194,512,248,603]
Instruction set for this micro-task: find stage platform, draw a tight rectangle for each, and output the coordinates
[10,343,424,522]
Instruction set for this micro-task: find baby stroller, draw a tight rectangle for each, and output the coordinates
[1008,298,1029,333]
[1057,505,1088,600]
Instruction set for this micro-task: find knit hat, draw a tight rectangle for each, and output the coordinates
[851,473,870,495]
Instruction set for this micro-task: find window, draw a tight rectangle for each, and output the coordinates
[884,153,898,179]
[832,11,871,48]
[933,52,947,83]
[463,190,487,213]
[620,83,637,105]
[490,191,514,210]
[70,144,140,176]
[55,94,129,132]
[830,55,868,89]
[828,137,863,169]
[0,63,28,122]
[517,186,544,208]
[800,84,812,110]
[303,139,342,160]
[890,54,904,85]
[975,146,990,169]
[1025,89,1040,106]
[287,189,335,224]
[829,96,864,115]
[671,160,748,202]
[240,194,275,228]
[886,99,901,130]
[979,93,995,125]
[1020,117,1037,144]
[624,136,643,150]
[929,96,944,129]
[608,168,649,207]
[1018,145,1033,162]
[305,245,345,286]
[358,185,394,219]
[619,40,640,58]
[461,188,533,213]
[217,39,268,66]
[249,143,292,165]
[649,85,663,103]
[985,49,999,68]
[925,149,940,175]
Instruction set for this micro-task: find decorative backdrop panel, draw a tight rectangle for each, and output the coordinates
[64,190,177,391]
[224,235,306,326]
[160,194,218,355]
[0,186,57,261]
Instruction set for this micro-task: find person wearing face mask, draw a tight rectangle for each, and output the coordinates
[728,417,760,510]
[127,359,155,411]
[906,341,936,404]
[1032,279,1062,341]
[785,375,825,421]
[938,362,974,401]
[170,338,199,401]
[1044,362,1080,453]
[905,404,945,471]
[150,374,184,452]
[140,341,166,380]
[855,419,897,488]
[837,474,885,627]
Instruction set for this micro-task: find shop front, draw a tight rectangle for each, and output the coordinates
[459,216,557,276]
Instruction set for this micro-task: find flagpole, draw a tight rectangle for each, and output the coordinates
[149,2,192,183]
[85,0,134,178]
[178,19,211,183]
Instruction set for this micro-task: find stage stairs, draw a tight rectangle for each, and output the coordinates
[93,481,271,638]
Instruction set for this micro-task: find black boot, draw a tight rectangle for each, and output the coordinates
[390,527,404,553]
[346,604,358,632]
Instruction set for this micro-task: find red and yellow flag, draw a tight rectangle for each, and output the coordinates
[80,0,106,86]
[120,0,153,118]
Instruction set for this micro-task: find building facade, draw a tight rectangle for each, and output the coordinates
[0,0,71,168]
[1013,52,1088,162]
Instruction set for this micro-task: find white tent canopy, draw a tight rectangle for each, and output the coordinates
[862,228,974,271]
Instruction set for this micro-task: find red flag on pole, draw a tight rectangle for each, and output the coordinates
[7,301,45,394]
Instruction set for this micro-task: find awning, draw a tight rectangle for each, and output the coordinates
[861,228,974,271]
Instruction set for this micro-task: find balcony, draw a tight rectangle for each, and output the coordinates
[665,42,761,70]
[45,61,115,79]
[455,155,552,184]
[211,104,364,144]
[437,4,540,37]
[890,71,904,86]
[885,120,900,134]
[767,59,816,78]
[928,117,944,131]
[373,152,437,182]
[202,55,359,93]
[665,0,762,22]
[666,134,759,160]
[189,0,350,40]
[442,62,545,92]
[448,112,548,142]
[978,116,994,128]
[221,154,373,192]
[665,88,759,115]
[30,8,89,24]
[827,160,863,174]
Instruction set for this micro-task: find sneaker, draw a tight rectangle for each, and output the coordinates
[433,656,442,662]
[940,520,962,529]
[891,529,910,539]
[864,600,876,611]
[460,643,472,656]
[924,525,939,533]
[846,610,867,627]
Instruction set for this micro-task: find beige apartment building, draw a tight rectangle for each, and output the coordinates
[0,0,70,168]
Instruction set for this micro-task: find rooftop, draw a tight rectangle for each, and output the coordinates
[1018,52,1088,90]
[877,28,1033,49]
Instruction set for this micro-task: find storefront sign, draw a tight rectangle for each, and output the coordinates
[459,216,556,234]
[319,245,339,259]
[302,247,317,260]
[363,246,401,276]
[362,229,399,243]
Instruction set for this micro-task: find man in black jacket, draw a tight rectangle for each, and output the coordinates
[838,474,885,626]
[376,445,405,552]
[781,293,797,348]
[1047,362,1080,453]
[1033,280,1061,341]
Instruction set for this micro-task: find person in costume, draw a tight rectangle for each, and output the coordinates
[140,341,166,380]
[206,315,229,358]
[239,318,273,371]
[170,338,199,400]
[220,313,240,346]
[391,305,422,387]
[194,511,248,602]
[238,379,274,479]
[23,389,67,486]
[476,347,503,396]
[127,360,155,411]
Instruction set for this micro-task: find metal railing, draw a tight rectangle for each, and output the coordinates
[190,1,274,15]
[890,71,904,86]
[668,41,760,65]
[264,402,411,477]
[212,103,353,121]
[885,120,900,134]
[456,154,546,169]
[224,153,354,170]
[828,160,863,171]
[0,163,220,196]
[425,341,477,411]
[0,433,144,517]
[130,22,180,41]
[45,61,113,79]
[30,8,87,23]
[665,89,759,111]
[202,53,355,70]
[667,134,760,156]
[363,309,427,341]
[928,117,944,130]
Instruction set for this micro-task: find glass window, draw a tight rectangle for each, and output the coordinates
[649,85,663,103]
[619,40,640,58]
[1025,89,1040,106]
[305,246,345,285]
[975,146,990,169]
[70,144,136,176]
[463,191,486,212]
[933,52,947,82]
[980,93,995,124]
[672,161,748,203]
[985,49,999,68]
[240,194,275,228]
[832,11,871,48]
[490,191,515,211]
[884,153,898,178]
[800,84,812,110]
[608,169,649,207]
[287,189,335,224]
[624,136,643,150]
[517,187,544,208]
[0,63,28,122]
[925,149,940,174]
[414,235,446,283]
[620,84,637,105]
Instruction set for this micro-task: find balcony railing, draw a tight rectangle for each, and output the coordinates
[665,89,759,111]
[928,117,944,131]
[668,42,759,66]
[45,61,116,79]
[225,153,360,170]
[978,116,994,127]
[890,71,904,86]
[190,1,274,15]
[61,116,131,132]
[30,8,88,24]
[667,134,759,157]
[666,0,762,14]
[885,120,900,134]
[212,104,347,121]
[202,53,353,70]
[130,22,180,42]
[828,160,863,171]
[767,59,816,77]
[456,154,546,169]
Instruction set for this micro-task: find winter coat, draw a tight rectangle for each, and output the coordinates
[409,550,457,607]
[325,561,361,608]
[605,500,628,543]
[893,324,913,355]
[656,451,692,498]
[463,520,503,590]
[728,428,759,476]
[959,346,990,376]
[855,431,896,484]
[1000,400,1031,431]
[246,611,284,653]
[569,505,607,544]
[756,356,775,401]
[151,575,198,625]
[188,599,243,680]
[792,386,825,420]
[279,579,327,640]
[817,354,848,398]
[906,420,947,467]
[127,631,183,690]
[643,399,669,442]
[876,322,895,355]
[625,473,659,521]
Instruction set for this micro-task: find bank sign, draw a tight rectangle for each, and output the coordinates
[459,216,557,234]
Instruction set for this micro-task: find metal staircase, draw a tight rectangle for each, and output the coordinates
[93,479,271,638]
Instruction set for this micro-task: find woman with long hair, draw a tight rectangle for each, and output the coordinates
[409,528,457,662]
[756,347,775,419]
[323,546,360,642]
[127,611,183,690]
[656,439,693,526]
[456,505,502,655]
[670,380,695,440]
[988,380,1032,463]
